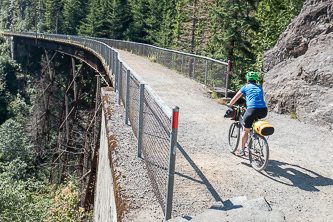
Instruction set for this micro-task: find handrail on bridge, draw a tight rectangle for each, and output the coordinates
[2,31,229,220]
[91,36,230,96]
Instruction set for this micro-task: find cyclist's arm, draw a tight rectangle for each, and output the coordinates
[228,91,243,107]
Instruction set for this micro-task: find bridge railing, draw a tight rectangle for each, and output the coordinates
[91,37,229,92]
[4,31,180,218]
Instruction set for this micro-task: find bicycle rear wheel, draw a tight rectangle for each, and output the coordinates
[228,122,240,153]
[248,134,269,171]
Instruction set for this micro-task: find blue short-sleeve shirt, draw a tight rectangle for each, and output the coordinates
[240,83,266,109]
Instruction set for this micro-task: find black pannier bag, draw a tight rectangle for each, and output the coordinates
[224,108,239,120]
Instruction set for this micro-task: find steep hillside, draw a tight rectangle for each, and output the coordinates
[263,0,333,129]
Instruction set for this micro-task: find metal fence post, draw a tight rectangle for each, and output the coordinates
[165,106,180,221]
[112,50,114,75]
[172,53,174,70]
[106,46,109,67]
[114,52,118,92]
[137,84,145,158]
[118,62,123,105]
[205,60,208,86]
[109,47,111,70]
[163,51,166,66]
[225,60,231,98]
[125,70,130,125]
[102,44,104,59]
[181,55,184,73]
[193,57,196,79]
[157,50,160,63]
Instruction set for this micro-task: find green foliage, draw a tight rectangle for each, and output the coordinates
[7,93,30,123]
[0,119,32,164]
[148,53,157,63]
[79,0,131,39]
[145,0,178,48]
[1,158,28,180]
[174,0,213,54]
[62,0,86,35]
[127,0,150,43]
[0,36,24,123]
[0,174,51,221]
[250,0,305,73]
[0,174,88,221]
[43,0,62,33]
[78,0,104,37]
[107,0,132,40]
[290,111,297,119]
[46,181,90,221]
[207,0,259,89]
[211,91,218,99]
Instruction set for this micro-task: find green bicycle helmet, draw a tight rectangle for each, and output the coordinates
[246,71,258,81]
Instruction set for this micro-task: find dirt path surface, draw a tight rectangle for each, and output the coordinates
[114,49,333,221]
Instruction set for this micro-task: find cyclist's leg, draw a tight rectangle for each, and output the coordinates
[238,108,256,153]
[240,127,250,153]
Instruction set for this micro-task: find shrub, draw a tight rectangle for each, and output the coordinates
[290,111,297,119]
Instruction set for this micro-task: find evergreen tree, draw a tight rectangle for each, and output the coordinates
[0,36,21,123]
[78,0,103,37]
[145,0,164,47]
[62,0,87,35]
[174,0,213,54]
[43,0,62,33]
[153,0,178,48]
[250,0,305,72]
[127,0,150,43]
[102,0,131,39]
[208,0,259,89]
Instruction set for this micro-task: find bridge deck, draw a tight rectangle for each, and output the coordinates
[112,49,333,221]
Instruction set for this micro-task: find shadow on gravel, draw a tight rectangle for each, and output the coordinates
[261,160,333,191]
[177,144,242,211]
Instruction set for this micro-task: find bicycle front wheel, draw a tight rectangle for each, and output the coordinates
[248,134,269,171]
[228,122,240,153]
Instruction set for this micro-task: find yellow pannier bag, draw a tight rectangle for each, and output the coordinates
[253,120,274,136]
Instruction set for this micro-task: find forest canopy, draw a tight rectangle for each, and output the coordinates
[0,0,305,89]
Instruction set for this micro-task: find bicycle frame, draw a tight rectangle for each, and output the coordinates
[227,105,269,171]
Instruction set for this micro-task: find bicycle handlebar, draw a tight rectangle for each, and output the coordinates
[227,104,246,110]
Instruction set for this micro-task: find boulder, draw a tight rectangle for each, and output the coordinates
[263,0,333,129]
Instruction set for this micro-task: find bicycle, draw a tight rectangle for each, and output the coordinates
[225,105,270,172]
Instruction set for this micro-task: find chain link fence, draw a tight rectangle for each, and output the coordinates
[90,37,229,93]
[4,31,228,219]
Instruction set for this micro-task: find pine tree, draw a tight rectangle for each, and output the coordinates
[174,0,213,54]
[208,0,259,76]
[43,0,63,33]
[144,0,164,45]
[103,0,131,39]
[78,0,104,37]
[127,0,150,43]
[154,0,178,48]
[62,0,87,35]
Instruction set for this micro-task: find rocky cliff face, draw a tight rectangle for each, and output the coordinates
[263,0,333,129]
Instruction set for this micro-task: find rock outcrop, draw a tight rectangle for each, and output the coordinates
[263,0,333,129]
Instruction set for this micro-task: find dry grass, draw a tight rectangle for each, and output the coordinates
[212,98,229,105]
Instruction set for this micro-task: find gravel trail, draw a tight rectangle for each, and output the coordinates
[110,49,333,222]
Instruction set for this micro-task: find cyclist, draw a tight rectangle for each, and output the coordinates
[227,71,267,156]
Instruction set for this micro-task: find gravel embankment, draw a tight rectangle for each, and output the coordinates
[105,49,333,222]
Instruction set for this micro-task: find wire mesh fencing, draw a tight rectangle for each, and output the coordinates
[142,86,172,213]
[4,31,228,219]
[91,37,230,92]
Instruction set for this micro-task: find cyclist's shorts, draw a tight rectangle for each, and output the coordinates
[243,107,268,128]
